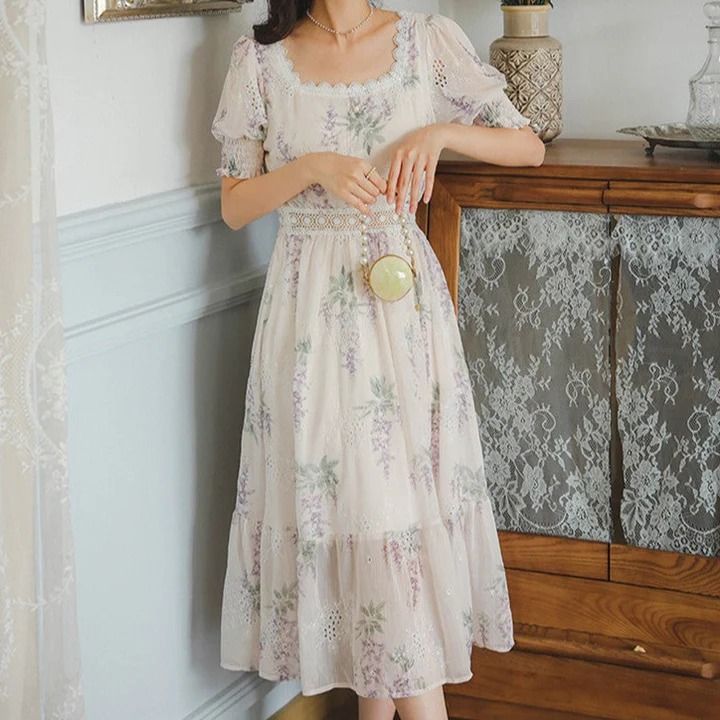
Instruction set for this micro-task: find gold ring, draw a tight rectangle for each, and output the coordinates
[364,166,376,179]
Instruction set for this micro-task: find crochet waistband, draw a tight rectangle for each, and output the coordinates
[277,205,411,232]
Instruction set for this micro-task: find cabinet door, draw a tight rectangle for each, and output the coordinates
[613,214,720,558]
[455,206,615,543]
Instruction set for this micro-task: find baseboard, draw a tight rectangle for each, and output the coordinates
[182,674,276,720]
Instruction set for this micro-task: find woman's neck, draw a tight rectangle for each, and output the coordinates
[306,0,374,34]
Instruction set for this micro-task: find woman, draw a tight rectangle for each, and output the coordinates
[211,2,545,718]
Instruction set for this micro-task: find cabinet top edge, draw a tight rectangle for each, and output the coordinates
[438,139,720,184]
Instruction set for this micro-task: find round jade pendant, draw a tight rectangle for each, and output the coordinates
[368,254,415,302]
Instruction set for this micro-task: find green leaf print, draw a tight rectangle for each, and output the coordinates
[292,335,312,431]
[320,264,361,374]
[388,644,415,674]
[296,455,340,501]
[297,538,317,571]
[269,581,299,615]
[243,380,271,441]
[340,97,392,155]
[355,600,386,639]
[453,463,490,505]
[322,265,357,313]
[355,376,401,478]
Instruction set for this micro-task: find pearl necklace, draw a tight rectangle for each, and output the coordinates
[305,4,374,36]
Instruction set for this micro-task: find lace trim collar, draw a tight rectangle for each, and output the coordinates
[272,8,414,96]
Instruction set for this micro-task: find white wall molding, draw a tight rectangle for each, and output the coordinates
[58,183,273,364]
[58,184,222,263]
[62,266,266,364]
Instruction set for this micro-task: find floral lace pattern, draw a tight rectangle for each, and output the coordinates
[457,209,719,559]
[614,215,720,557]
[424,13,529,130]
[0,1,85,717]
[213,9,528,698]
[457,209,614,542]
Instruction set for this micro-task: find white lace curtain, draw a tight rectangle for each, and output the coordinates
[0,2,85,718]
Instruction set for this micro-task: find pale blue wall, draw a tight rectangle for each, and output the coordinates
[60,188,300,719]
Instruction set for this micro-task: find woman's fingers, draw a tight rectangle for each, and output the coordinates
[345,191,372,214]
[423,155,438,204]
[395,153,419,213]
[408,155,427,214]
[360,163,387,195]
[370,170,387,195]
[356,172,382,202]
[347,177,379,205]
[385,152,403,206]
[357,152,435,213]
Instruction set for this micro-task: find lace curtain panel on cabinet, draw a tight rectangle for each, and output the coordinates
[0,2,85,718]
[457,209,614,542]
[614,215,720,558]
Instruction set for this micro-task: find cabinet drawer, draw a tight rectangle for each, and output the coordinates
[441,175,608,212]
[605,181,720,215]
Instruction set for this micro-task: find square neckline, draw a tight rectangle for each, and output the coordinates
[274,8,411,95]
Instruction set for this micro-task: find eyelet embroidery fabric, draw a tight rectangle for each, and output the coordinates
[425,13,530,130]
[211,9,529,699]
[211,32,268,178]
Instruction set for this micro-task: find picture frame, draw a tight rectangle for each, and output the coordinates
[84,1,250,24]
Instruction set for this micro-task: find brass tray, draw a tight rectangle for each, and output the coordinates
[617,123,720,159]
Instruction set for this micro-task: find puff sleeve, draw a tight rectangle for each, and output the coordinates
[425,14,530,129]
[211,35,268,179]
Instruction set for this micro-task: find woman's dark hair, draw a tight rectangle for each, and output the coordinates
[253,1,313,45]
[253,1,382,44]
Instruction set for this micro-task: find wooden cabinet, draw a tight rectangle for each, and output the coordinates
[422,140,720,720]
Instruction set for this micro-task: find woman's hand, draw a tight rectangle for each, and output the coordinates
[384,124,447,214]
[306,152,388,215]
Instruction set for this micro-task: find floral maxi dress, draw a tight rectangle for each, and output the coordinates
[210,8,531,699]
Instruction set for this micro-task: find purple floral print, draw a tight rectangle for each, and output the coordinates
[283,233,304,298]
[356,600,387,696]
[292,336,311,431]
[319,264,361,374]
[382,523,424,609]
[235,463,254,517]
[242,377,271,441]
[319,105,341,151]
[260,580,299,680]
[355,376,401,479]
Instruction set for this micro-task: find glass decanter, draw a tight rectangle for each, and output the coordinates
[688,1,720,140]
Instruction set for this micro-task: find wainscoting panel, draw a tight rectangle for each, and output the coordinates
[59,184,272,363]
[58,184,299,720]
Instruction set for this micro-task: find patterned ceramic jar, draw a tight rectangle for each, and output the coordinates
[490,4,563,143]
